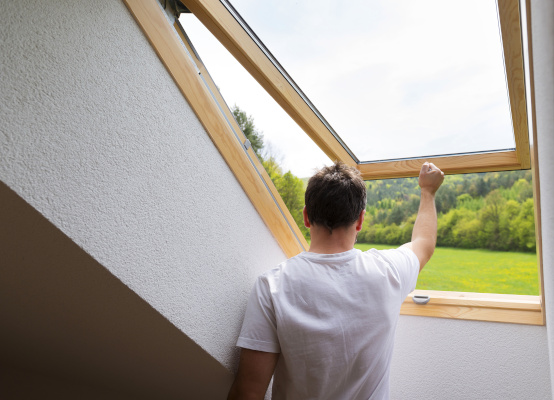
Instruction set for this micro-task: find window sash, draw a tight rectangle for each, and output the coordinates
[180,0,531,180]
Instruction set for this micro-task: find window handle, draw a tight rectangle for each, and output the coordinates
[412,295,430,305]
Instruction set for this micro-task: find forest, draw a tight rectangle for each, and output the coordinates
[358,170,536,252]
[234,105,536,253]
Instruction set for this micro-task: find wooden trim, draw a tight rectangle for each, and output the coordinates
[357,150,520,180]
[123,0,305,257]
[401,290,543,325]
[179,0,356,166]
[174,20,309,251]
[498,0,531,169]
[525,0,546,324]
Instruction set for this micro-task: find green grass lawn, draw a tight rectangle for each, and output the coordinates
[354,243,540,295]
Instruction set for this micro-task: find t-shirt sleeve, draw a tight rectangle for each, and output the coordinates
[236,274,281,353]
[378,247,420,301]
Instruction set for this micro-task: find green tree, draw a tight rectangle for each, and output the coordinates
[479,190,505,250]
[511,198,536,251]
[262,156,309,240]
[232,105,264,160]
[386,205,405,225]
[498,199,520,250]
[437,209,462,247]
[232,105,309,241]
[512,179,533,202]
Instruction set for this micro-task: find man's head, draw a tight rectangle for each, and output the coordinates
[304,162,367,234]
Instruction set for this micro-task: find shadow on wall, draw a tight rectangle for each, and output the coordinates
[0,181,232,399]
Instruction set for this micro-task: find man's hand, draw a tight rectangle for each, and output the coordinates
[418,162,444,194]
[403,163,444,271]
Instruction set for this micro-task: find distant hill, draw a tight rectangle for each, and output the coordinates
[359,170,535,252]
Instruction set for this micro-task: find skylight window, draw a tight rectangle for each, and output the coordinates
[179,0,530,180]
[228,0,515,163]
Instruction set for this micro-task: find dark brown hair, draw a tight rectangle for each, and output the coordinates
[305,162,366,233]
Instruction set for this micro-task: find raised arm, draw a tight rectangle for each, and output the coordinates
[403,162,444,271]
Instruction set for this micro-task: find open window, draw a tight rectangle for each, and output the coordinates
[176,0,531,179]
[123,0,543,325]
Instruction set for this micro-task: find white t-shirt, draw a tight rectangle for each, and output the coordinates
[236,246,419,400]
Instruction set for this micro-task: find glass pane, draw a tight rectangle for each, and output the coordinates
[227,0,515,162]
[355,170,538,295]
[178,14,330,179]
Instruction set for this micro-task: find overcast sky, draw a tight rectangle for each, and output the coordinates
[179,0,512,178]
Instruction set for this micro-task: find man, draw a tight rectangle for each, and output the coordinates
[228,162,444,400]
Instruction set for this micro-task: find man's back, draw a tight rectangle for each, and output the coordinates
[238,247,419,399]
[227,162,443,400]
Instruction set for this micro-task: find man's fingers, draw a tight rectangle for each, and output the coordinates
[428,162,439,172]
[427,163,443,174]
[419,162,444,192]
[420,163,444,178]
[420,162,441,174]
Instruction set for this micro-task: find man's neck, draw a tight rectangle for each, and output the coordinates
[308,225,357,254]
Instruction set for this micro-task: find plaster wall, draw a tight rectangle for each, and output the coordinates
[529,0,554,396]
[391,317,551,399]
[0,0,286,372]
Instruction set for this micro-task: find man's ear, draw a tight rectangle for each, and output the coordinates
[355,209,365,232]
[303,207,311,228]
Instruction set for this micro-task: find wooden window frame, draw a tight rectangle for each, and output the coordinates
[177,0,530,180]
[123,0,544,325]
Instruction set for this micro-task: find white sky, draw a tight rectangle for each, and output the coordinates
[179,0,513,178]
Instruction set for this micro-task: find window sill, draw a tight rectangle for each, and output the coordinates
[401,290,544,325]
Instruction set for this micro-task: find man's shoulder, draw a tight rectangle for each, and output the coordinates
[362,245,417,259]
[261,252,307,278]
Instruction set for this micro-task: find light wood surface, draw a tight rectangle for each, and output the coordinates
[123,0,306,257]
[402,290,543,325]
[174,21,309,251]
[498,0,531,169]
[357,150,520,180]
[180,0,355,166]
[525,0,546,325]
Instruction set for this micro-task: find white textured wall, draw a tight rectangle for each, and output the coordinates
[391,317,551,399]
[0,0,286,370]
[530,0,554,396]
